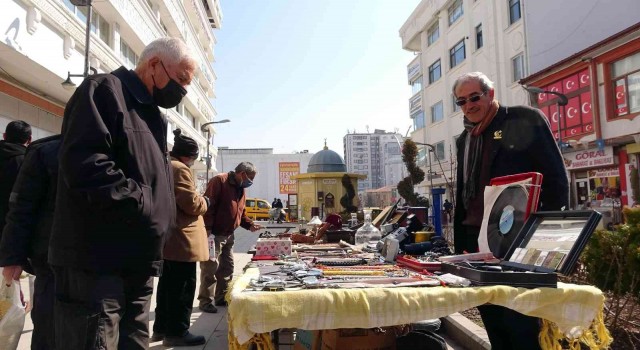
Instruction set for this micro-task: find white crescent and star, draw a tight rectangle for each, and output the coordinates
[552,112,559,123]
[566,80,575,90]
[580,74,589,84]
[567,107,577,118]
[582,102,592,114]
[585,124,593,132]
[616,91,625,100]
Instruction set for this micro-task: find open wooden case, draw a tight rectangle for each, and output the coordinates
[441,210,602,288]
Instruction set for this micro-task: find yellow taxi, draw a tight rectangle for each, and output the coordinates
[244,198,272,220]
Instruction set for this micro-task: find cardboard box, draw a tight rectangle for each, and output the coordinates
[320,328,396,350]
[255,238,292,256]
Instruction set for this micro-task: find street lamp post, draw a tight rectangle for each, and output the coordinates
[524,85,571,209]
[201,119,231,184]
[61,0,95,89]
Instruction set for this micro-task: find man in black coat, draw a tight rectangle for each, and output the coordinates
[0,135,60,349]
[0,120,31,238]
[50,37,197,350]
[452,72,568,350]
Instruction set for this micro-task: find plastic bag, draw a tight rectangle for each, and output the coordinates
[0,271,26,350]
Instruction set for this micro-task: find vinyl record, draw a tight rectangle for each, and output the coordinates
[486,185,528,259]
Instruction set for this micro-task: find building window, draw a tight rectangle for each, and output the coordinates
[427,23,440,46]
[612,51,640,117]
[509,0,521,24]
[452,95,461,112]
[512,53,525,82]
[431,101,444,123]
[428,60,441,84]
[411,76,423,95]
[120,40,138,69]
[448,0,463,26]
[450,40,466,68]
[412,110,425,130]
[433,141,445,160]
[475,24,483,50]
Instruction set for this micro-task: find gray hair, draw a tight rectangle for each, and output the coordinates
[138,37,196,67]
[235,162,257,175]
[452,72,495,97]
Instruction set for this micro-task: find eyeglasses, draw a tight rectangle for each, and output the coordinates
[455,92,486,106]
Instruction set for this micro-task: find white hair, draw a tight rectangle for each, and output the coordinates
[452,72,495,97]
[138,37,196,67]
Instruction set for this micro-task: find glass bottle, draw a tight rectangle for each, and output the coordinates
[354,209,382,249]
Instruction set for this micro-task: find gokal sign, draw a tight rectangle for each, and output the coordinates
[564,146,614,170]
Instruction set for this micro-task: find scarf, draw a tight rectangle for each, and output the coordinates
[462,101,499,209]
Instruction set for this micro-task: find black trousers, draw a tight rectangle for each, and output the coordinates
[52,266,154,350]
[31,259,55,350]
[455,225,481,254]
[152,260,196,337]
[478,305,542,350]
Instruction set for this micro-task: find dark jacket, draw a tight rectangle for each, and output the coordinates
[454,105,569,252]
[0,140,27,238]
[203,172,253,236]
[0,135,60,270]
[49,67,175,275]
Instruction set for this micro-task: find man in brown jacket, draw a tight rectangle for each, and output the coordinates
[198,162,262,313]
[152,129,208,346]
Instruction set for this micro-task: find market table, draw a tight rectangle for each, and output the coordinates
[227,268,611,350]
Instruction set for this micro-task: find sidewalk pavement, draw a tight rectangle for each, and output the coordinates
[15,223,469,350]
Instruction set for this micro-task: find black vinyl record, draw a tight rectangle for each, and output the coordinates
[486,185,528,259]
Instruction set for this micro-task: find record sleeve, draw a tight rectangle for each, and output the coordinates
[483,185,528,258]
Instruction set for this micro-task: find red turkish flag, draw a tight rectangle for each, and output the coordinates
[616,83,627,115]
[581,92,592,124]
[564,97,580,128]
[548,81,563,95]
[579,69,590,88]
[537,88,548,103]
[584,124,593,133]
[563,75,579,93]
[540,106,552,124]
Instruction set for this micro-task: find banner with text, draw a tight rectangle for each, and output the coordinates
[564,146,614,170]
[279,162,299,194]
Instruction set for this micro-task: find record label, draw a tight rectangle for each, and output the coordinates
[499,205,515,234]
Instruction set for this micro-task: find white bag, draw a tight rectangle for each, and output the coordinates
[208,235,216,262]
[0,270,26,350]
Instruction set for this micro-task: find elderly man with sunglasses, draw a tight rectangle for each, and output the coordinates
[452,72,568,350]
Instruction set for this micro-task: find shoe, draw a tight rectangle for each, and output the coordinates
[163,332,206,346]
[215,300,228,307]
[199,303,218,313]
[150,332,165,342]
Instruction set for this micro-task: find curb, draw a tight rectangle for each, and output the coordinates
[442,313,491,350]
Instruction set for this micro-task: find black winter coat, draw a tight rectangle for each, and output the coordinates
[454,105,569,253]
[0,140,26,238]
[49,67,175,275]
[0,135,60,270]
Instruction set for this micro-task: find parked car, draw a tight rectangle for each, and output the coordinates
[245,198,272,220]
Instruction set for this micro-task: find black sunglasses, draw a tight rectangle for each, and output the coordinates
[455,91,486,106]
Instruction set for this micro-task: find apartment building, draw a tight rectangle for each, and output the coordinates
[343,129,403,192]
[399,0,528,199]
[0,0,222,177]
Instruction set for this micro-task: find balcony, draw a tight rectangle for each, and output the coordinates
[183,0,215,48]
[409,93,422,114]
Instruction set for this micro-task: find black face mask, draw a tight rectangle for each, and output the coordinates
[152,61,187,108]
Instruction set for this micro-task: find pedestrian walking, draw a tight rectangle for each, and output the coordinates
[198,162,262,313]
[0,134,59,350]
[49,37,197,350]
[152,129,208,346]
[443,199,453,223]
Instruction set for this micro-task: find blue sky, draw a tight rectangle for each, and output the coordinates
[211,0,421,154]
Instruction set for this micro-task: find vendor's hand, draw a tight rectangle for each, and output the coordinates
[2,265,22,284]
[250,224,263,232]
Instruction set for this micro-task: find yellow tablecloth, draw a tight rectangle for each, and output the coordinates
[228,268,609,349]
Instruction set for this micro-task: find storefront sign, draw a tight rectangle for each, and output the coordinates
[279,162,299,194]
[322,179,337,185]
[588,167,619,178]
[564,146,614,170]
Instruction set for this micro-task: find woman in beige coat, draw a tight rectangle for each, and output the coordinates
[152,129,208,346]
